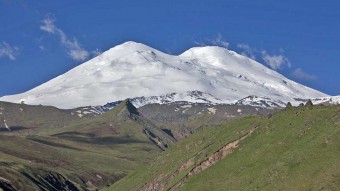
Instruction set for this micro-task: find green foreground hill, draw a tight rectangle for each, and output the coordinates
[0,100,174,190]
[107,105,340,191]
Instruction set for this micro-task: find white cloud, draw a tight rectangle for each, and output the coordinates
[0,42,19,61]
[210,33,229,48]
[291,68,316,81]
[261,51,291,70]
[237,43,256,60]
[193,40,205,47]
[194,34,229,48]
[64,38,89,61]
[40,17,58,34]
[91,48,102,57]
[40,16,89,61]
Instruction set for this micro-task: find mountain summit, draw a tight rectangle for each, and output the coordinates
[0,41,327,108]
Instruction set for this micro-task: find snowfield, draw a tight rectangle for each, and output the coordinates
[0,41,328,109]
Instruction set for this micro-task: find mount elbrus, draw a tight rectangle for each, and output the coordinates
[0,41,333,109]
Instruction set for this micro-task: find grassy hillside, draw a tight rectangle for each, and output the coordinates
[0,100,174,190]
[139,103,271,140]
[107,105,340,191]
[0,101,87,132]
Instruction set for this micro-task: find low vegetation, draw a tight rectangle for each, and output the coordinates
[0,100,171,190]
[107,105,340,191]
[1,100,338,191]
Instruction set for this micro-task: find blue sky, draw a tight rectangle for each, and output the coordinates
[0,0,339,96]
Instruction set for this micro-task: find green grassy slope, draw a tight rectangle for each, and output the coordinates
[0,101,87,132]
[0,100,174,190]
[107,105,340,191]
[138,103,271,140]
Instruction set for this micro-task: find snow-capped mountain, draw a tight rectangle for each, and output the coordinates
[0,41,327,109]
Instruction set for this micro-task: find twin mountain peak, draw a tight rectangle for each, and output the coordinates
[0,41,337,109]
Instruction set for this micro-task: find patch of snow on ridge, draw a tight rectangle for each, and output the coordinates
[69,101,122,116]
[207,107,217,115]
[293,96,340,106]
[130,91,231,108]
[235,96,286,108]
